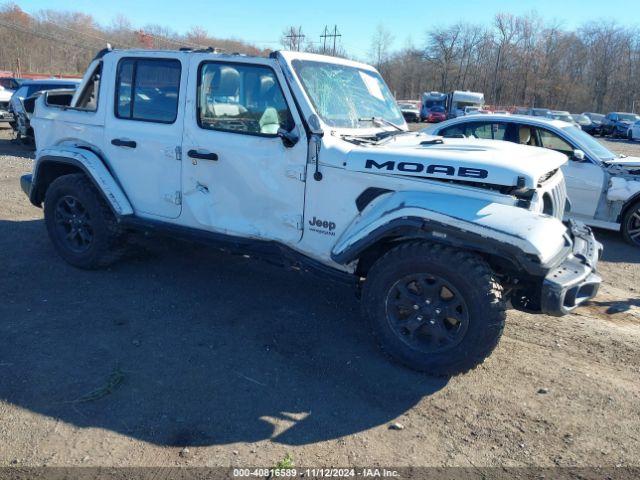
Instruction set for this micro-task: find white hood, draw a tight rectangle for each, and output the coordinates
[345,134,567,189]
[0,88,13,102]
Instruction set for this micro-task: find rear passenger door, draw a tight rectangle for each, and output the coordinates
[104,55,186,219]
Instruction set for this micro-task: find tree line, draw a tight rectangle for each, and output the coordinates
[375,13,640,113]
[0,2,638,114]
[0,2,262,76]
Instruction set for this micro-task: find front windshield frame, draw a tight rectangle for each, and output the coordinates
[561,125,617,161]
[291,59,405,130]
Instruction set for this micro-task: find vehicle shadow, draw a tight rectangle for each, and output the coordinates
[0,125,35,159]
[0,219,447,447]
[593,228,640,264]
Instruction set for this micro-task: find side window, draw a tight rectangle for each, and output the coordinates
[492,123,508,140]
[197,62,294,136]
[538,128,573,155]
[115,58,181,123]
[466,122,493,139]
[439,125,466,138]
[75,62,101,111]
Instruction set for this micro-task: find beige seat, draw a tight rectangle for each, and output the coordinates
[204,66,247,118]
[519,126,534,146]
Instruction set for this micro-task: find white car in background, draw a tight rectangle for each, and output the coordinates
[628,120,640,141]
[427,114,640,246]
[0,86,13,122]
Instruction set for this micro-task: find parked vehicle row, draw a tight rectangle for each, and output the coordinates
[416,97,640,140]
[426,114,640,246]
[4,78,80,143]
[19,48,601,377]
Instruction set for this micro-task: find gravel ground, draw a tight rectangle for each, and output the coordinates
[0,125,639,469]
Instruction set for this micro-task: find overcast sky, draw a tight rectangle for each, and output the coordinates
[14,0,640,59]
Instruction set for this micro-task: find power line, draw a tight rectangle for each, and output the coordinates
[320,25,341,55]
[285,26,305,51]
[0,18,98,52]
[40,20,137,49]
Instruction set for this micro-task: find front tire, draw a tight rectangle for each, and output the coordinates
[622,200,640,247]
[362,242,506,376]
[44,173,126,269]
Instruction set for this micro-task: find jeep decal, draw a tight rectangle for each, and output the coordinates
[308,216,336,236]
[365,159,488,179]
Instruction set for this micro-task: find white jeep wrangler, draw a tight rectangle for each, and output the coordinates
[20,49,602,376]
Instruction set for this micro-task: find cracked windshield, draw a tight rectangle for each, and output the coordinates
[292,59,403,129]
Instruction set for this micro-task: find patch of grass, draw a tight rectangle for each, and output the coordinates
[274,453,294,469]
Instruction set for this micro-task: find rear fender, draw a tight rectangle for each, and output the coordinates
[331,191,570,275]
[30,146,133,216]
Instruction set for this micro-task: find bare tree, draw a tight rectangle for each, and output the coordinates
[369,24,394,70]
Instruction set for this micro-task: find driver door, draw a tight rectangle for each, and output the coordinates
[182,57,307,243]
[535,127,604,220]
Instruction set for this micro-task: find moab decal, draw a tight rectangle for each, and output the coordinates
[365,159,488,179]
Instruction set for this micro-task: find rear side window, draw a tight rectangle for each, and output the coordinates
[75,63,101,111]
[439,125,466,138]
[115,58,181,123]
[465,123,493,139]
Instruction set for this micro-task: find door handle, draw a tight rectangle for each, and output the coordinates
[111,138,137,148]
[188,149,218,161]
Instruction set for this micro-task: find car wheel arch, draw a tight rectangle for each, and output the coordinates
[31,148,133,217]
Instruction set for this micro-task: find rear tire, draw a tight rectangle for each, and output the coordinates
[622,200,640,247]
[44,173,127,269]
[362,241,506,376]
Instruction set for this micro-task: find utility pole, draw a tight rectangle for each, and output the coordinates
[285,26,305,51]
[320,25,341,56]
[320,26,329,54]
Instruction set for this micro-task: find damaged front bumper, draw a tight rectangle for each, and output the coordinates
[541,221,602,316]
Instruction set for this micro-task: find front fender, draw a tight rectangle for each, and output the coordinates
[331,191,570,274]
[31,147,133,216]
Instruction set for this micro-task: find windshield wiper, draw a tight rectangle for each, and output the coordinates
[358,116,404,132]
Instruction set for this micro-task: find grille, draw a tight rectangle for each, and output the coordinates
[547,176,567,221]
[0,101,8,111]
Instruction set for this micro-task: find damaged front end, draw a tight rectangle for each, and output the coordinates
[511,221,602,316]
[602,162,640,223]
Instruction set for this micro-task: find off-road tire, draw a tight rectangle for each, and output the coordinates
[44,173,126,269]
[621,200,640,247]
[362,241,506,376]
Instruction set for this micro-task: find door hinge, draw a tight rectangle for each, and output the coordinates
[282,214,303,230]
[286,165,306,182]
[175,146,182,161]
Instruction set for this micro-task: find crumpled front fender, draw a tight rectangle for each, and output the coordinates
[331,190,569,273]
[31,146,133,216]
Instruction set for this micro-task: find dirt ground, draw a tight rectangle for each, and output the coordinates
[0,125,639,469]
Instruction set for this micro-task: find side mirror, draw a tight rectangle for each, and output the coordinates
[572,149,586,162]
[307,114,324,137]
[277,127,299,148]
